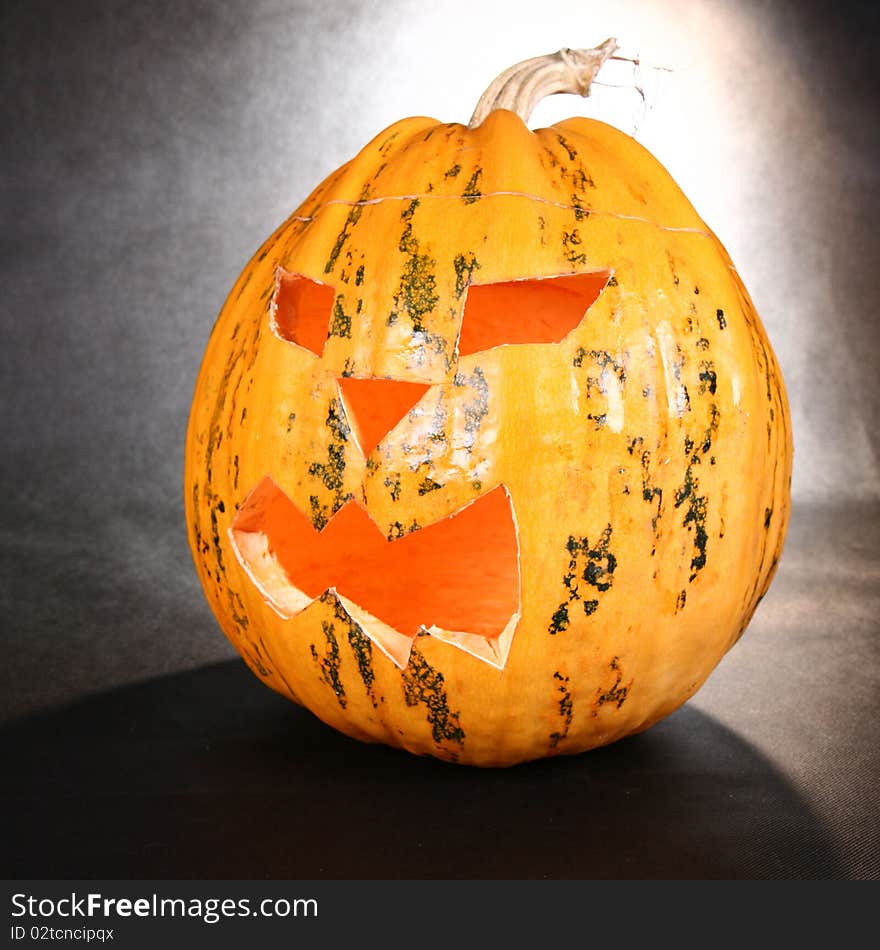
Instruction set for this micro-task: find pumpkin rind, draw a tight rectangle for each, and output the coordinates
[184,108,792,767]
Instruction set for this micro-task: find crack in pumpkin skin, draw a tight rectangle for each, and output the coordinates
[288,192,716,239]
[184,107,792,766]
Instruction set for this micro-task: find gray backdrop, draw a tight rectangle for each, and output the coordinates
[2,0,878,878]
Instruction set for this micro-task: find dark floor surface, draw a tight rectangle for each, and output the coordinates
[2,502,877,879]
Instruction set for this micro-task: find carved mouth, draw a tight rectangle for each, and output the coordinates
[229,478,521,670]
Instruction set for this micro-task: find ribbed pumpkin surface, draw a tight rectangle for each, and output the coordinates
[185,109,791,766]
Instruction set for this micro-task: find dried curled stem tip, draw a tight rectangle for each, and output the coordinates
[469,38,619,129]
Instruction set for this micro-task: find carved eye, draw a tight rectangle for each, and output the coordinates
[457,269,612,358]
[270,269,335,356]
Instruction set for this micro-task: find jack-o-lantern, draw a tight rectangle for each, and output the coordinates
[185,41,791,766]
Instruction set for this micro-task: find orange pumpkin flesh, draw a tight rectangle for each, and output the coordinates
[185,80,791,766]
[336,377,431,456]
[231,478,519,648]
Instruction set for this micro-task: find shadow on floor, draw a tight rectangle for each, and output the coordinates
[3,659,841,879]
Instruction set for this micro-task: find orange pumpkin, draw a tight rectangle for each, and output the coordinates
[184,41,792,766]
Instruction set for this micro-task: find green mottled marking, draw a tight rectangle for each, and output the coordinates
[208,499,224,583]
[461,167,482,204]
[241,644,269,677]
[418,476,443,495]
[698,360,717,395]
[701,404,720,455]
[395,256,439,332]
[325,595,378,707]
[640,449,664,537]
[549,672,573,748]
[571,165,595,190]
[384,474,401,502]
[677,384,691,414]
[378,131,400,154]
[550,525,616,633]
[596,658,629,710]
[562,228,587,265]
[192,483,206,559]
[310,621,347,709]
[557,133,577,161]
[307,397,353,528]
[325,184,369,275]
[389,199,439,333]
[673,399,720,580]
[566,162,595,219]
[355,264,365,286]
[675,462,709,581]
[329,296,352,338]
[398,199,419,254]
[444,163,462,179]
[387,520,405,540]
[201,320,258,588]
[549,602,570,634]
[226,588,249,633]
[573,350,627,409]
[452,366,489,449]
[402,644,465,746]
[309,495,326,530]
[426,397,448,446]
[453,251,480,298]
[716,308,727,329]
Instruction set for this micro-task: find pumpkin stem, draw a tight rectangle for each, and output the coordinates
[469,39,619,129]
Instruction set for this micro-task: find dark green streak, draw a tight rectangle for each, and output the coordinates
[310,621,347,709]
[324,184,370,275]
[402,645,465,746]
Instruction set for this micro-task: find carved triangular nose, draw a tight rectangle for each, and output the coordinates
[338,377,430,456]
